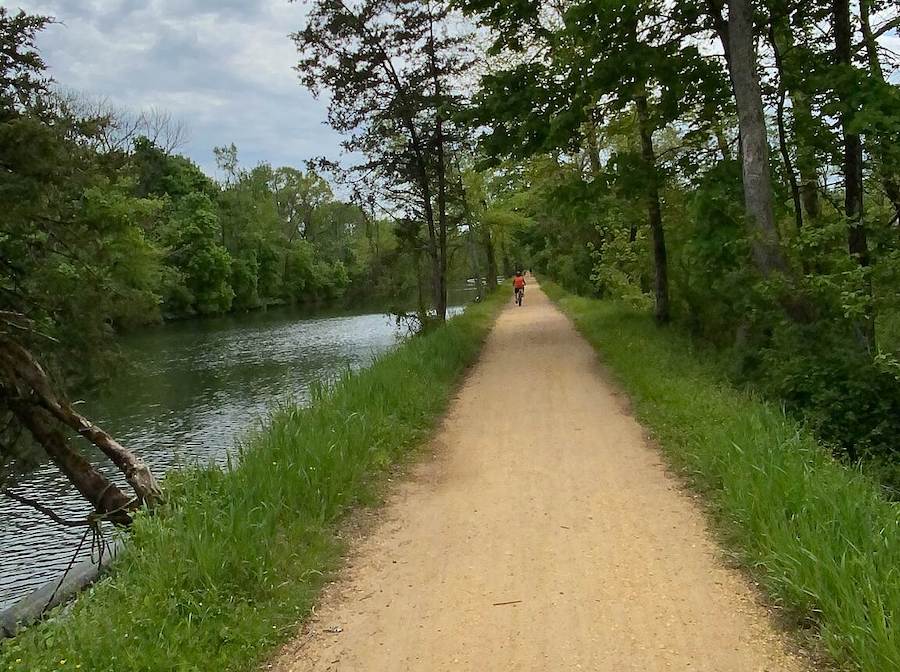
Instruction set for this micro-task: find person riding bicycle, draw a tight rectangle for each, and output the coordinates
[513,271,526,305]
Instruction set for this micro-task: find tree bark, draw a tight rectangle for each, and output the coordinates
[0,337,161,506]
[483,225,498,289]
[584,117,602,177]
[11,403,133,526]
[48,402,161,506]
[859,0,900,222]
[725,0,790,278]
[768,21,804,233]
[635,94,670,324]
[793,87,822,222]
[456,169,484,300]
[859,0,885,80]
[714,126,732,162]
[770,13,821,223]
[835,0,874,348]
[435,105,448,321]
[427,13,448,322]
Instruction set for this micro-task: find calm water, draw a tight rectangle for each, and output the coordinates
[0,294,472,610]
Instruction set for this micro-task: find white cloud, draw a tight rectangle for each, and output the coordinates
[14,0,344,175]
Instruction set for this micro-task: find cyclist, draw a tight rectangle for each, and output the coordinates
[513,271,526,305]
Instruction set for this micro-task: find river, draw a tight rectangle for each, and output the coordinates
[0,292,473,611]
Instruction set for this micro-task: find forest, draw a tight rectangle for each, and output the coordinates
[459,0,900,491]
[0,6,503,498]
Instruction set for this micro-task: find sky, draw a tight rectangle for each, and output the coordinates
[13,0,344,178]
[8,1,900,180]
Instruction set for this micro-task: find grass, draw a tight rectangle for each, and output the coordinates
[0,288,507,672]
[542,280,900,672]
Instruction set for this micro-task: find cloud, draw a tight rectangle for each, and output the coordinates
[15,0,342,177]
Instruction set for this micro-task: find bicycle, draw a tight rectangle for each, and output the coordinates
[515,287,525,306]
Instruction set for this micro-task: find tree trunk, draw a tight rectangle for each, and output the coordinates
[584,117,602,177]
[635,94,670,324]
[50,402,161,506]
[714,126,732,162]
[858,0,885,80]
[835,0,874,348]
[500,237,512,277]
[456,169,484,301]
[793,88,822,222]
[769,21,804,233]
[725,0,790,278]
[859,0,900,222]
[12,403,133,526]
[0,337,161,506]
[483,226,498,289]
[427,16,448,322]
[770,14,821,223]
[435,108,448,321]
[467,226,484,301]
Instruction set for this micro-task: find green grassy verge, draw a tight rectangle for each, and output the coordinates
[542,281,899,672]
[1,290,506,672]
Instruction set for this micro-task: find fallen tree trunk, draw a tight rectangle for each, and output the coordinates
[0,335,161,507]
[10,401,134,526]
[0,327,161,521]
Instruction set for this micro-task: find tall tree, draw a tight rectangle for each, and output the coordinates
[294,0,471,322]
[834,0,873,346]
[858,0,900,222]
[721,0,791,279]
[1,8,160,516]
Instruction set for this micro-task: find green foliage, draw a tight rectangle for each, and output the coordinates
[1,4,453,483]
[544,282,900,672]
[462,0,900,490]
[0,289,507,672]
[163,192,234,315]
[754,320,900,478]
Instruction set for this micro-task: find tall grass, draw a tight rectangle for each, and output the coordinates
[0,290,506,672]
[542,281,900,672]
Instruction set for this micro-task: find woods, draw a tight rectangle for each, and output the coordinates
[3,0,899,533]
[461,0,900,490]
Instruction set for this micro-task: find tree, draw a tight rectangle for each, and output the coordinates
[0,8,49,119]
[1,8,160,518]
[464,0,729,322]
[271,166,333,243]
[721,0,791,279]
[294,0,472,322]
[833,0,873,347]
[858,0,900,222]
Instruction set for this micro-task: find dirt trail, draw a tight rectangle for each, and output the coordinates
[272,281,809,672]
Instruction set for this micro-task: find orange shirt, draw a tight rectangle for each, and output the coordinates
[513,276,526,290]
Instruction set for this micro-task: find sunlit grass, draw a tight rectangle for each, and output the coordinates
[0,289,506,672]
[543,280,900,672]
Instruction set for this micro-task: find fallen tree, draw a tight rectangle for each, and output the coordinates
[1,313,160,527]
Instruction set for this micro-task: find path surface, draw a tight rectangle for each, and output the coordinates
[272,281,809,672]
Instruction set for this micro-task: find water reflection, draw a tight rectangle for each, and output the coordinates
[0,294,471,609]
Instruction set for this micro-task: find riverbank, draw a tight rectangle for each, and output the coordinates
[1,303,411,612]
[542,281,900,671]
[0,288,507,672]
